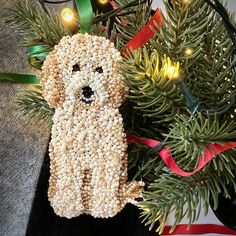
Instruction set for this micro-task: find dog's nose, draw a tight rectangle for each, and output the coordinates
[81,86,94,104]
[82,86,94,98]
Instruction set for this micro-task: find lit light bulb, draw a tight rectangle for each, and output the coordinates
[185,48,193,56]
[183,0,190,3]
[163,56,180,80]
[61,7,74,22]
[167,66,177,78]
[98,0,109,5]
[166,66,180,79]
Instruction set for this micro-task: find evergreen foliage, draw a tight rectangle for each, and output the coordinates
[121,48,185,127]
[16,85,54,124]
[151,0,236,114]
[5,0,71,48]
[113,0,153,50]
[122,0,236,233]
[3,0,236,234]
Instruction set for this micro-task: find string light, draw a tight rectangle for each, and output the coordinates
[163,56,180,80]
[185,48,193,56]
[98,0,109,5]
[162,56,199,113]
[61,7,75,22]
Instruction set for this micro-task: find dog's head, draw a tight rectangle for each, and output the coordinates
[40,33,128,109]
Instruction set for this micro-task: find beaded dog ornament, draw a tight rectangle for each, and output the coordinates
[40,33,144,218]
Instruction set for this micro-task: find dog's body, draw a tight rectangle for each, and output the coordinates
[41,33,143,218]
[48,106,139,218]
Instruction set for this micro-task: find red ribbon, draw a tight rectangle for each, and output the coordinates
[107,2,163,53]
[125,9,163,52]
[118,8,163,56]
[101,4,163,53]
[127,135,236,177]
[163,224,236,235]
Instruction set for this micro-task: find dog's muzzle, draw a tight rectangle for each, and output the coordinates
[81,86,94,104]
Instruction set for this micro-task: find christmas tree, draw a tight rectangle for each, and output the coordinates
[1,0,236,234]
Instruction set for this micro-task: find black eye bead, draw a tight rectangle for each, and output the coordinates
[95,66,103,73]
[72,64,80,72]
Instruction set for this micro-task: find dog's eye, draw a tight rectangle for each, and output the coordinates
[72,64,81,72]
[95,66,103,74]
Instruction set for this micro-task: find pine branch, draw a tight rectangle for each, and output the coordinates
[165,113,236,170]
[151,0,236,114]
[113,0,153,50]
[90,19,117,43]
[121,48,185,127]
[151,0,208,62]
[94,0,150,24]
[5,0,71,48]
[140,167,236,234]
[16,85,54,125]
[190,8,236,111]
[129,111,236,234]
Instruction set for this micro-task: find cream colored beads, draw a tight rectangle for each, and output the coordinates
[40,33,144,219]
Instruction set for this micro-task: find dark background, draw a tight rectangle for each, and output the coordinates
[26,151,159,236]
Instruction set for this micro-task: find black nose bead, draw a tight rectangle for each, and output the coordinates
[81,86,94,104]
[82,86,94,98]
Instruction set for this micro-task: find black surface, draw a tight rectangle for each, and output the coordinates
[210,182,236,232]
[26,151,159,236]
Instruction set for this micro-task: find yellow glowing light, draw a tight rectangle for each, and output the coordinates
[163,56,180,80]
[61,8,74,22]
[98,0,109,5]
[185,48,193,56]
[167,66,177,77]
[183,0,190,3]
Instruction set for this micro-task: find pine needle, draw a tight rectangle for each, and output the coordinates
[15,85,54,125]
[5,0,71,48]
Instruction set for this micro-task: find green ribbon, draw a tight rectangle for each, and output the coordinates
[0,72,39,84]
[0,45,46,84]
[0,1,93,85]
[0,46,47,84]
[74,0,93,33]
[28,45,49,70]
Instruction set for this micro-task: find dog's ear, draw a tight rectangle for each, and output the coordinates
[109,73,129,108]
[40,51,65,109]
